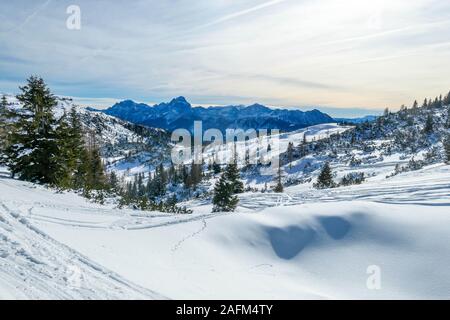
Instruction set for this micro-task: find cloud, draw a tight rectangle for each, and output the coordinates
[1,0,450,115]
[194,0,287,29]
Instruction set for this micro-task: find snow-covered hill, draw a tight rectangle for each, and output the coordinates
[2,95,172,181]
[2,92,450,299]
[0,168,164,299]
[1,162,450,299]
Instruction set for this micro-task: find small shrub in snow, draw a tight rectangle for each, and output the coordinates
[339,172,365,186]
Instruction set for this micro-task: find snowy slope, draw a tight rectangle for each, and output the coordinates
[1,163,450,299]
[0,168,164,300]
[2,95,172,181]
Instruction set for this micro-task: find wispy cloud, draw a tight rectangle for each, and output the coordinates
[3,0,53,34]
[195,0,287,29]
[1,0,450,115]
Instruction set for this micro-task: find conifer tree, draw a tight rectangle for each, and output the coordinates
[273,164,284,193]
[224,153,244,194]
[0,95,10,157]
[314,162,335,189]
[108,171,119,192]
[287,142,294,169]
[212,154,221,174]
[244,148,250,168]
[150,163,167,197]
[212,173,238,212]
[4,76,59,183]
[83,131,107,191]
[443,91,450,106]
[423,114,434,134]
[54,112,73,188]
[89,147,107,190]
[444,135,450,163]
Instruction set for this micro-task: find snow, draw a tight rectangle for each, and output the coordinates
[1,162,450,299]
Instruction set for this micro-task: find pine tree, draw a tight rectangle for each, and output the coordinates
[108,171,119,192]
[190,160,203,188]
[0,95,10,158]
[244,148,250,168]
[273,164,284,193]
[4,76,59,183]
[443,91,450,106]
[444,135,450,163]
[89,147,107,190]
[314,162,335,189]
[84,131,107,191]
[67,106,86,185]
[423,114,434,134]
[224,156,244,194]
[54,112,73,188]
[287,142,294,169]
[213,158,221,174]
[149,163,167,197]
[212,173,238,212]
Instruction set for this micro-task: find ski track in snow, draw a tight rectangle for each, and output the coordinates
[1,162,450,299]
[0,200,164,299]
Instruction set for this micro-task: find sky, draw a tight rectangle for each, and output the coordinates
[1,0,450,117]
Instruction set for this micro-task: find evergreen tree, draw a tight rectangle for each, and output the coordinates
[190,160,203,188]
[224,156,244,194]
[423,114,434,134]
[150,163,167,197]
[108,171,119,192]
[4,76,59,183]
[0,94,7,109]
[212,173,238,212]
[244,148,250,168]
[89,147,107,190]
[287,142,294,169]
[168,162,176,183]
[84,131,107,191]
[181,164,191,189]
[314,162,335,189]
[0,95,10,158]
[443,91,450,106]
[54,112,73,188]
[212,158,221,174]
[273,164,284,193]
[444,135,450,163]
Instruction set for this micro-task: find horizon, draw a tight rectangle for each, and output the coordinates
[0,91,387,118]
[1,0,450,117]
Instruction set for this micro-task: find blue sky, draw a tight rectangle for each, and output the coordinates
[1,0,450,117]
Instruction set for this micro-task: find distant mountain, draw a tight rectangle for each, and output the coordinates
[334,115,378,124]
[101,97,334,133]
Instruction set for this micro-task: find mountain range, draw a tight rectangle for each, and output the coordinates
[100,97,335,133]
